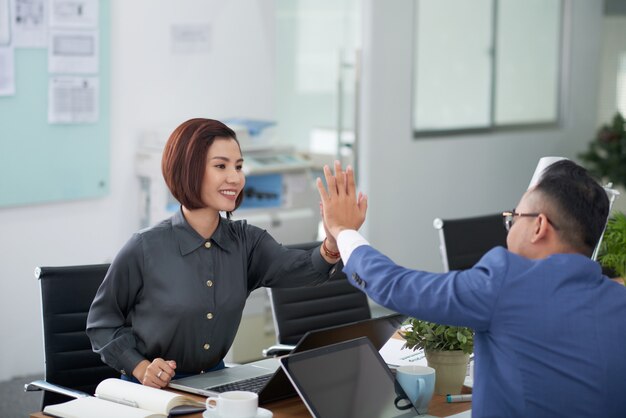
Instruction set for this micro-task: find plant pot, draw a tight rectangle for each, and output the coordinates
[425,350,470,395]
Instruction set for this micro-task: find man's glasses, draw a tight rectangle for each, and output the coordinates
[501,210,558,232]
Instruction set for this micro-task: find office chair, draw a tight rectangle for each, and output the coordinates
[25,264,119,409]
[433,214,508,272]
[263,241,372,357]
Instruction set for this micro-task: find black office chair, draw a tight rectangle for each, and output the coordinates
[263,241,372,357]
[25,264,119,409]
[433,214,508,272]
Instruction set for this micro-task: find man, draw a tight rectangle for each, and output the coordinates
[316,160,626,418]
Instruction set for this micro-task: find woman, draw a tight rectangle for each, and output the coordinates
[86,118,351,388]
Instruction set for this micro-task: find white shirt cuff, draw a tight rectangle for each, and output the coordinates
[337,230,370,264]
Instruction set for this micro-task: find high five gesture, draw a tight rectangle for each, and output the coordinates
[316,160,368,239]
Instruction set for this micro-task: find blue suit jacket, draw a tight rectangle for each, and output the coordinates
[343,245,626,418]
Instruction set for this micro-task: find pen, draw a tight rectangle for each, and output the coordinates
[446,394,472,403]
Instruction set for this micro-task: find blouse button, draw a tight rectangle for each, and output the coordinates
[203,343,210,350]
[204,242,212,249]
[206,280,213,287]
[206,312,214,320]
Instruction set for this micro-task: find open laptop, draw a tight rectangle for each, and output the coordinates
[279,337,421,418]
[169,313,406,404]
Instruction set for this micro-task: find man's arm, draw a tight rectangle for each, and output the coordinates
[342,244,503,331]
[316,160,499,331]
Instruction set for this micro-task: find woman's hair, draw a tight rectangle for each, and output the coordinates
[162,118,244,217]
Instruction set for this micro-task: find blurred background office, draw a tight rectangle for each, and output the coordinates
[0,0,625,413]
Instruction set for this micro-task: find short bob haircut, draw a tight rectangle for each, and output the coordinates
[162,118,244,217]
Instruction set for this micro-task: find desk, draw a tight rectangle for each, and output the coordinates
[30,389,471,418]
[30,335,471,417]
[262,391,472,417]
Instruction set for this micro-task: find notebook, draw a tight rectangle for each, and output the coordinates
[279,337,421,418]
[168,313,406,404]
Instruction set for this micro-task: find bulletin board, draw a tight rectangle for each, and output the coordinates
[0,1,110,208]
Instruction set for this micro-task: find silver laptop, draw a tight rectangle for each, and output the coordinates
[279,337,421,418]
[168,313,406,404]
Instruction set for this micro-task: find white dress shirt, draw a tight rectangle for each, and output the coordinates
[337,229,370,264]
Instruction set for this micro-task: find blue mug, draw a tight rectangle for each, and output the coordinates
[395,365,436,414]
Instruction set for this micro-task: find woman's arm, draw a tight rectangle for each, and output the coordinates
[86,234,146,376]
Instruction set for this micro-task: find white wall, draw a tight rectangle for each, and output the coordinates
[0,0,275,382]
[358,0,603,271]
[597,16,626,125]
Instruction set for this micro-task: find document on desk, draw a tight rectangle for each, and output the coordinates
[379,338,428,367]
[43,397,165,418]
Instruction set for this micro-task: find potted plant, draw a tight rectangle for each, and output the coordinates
[400,318,473,395]
[579,112,626,190]
[598,212,626,286]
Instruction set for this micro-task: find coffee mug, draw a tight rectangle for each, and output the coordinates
[205,390,258,417]
[395,365,436,414]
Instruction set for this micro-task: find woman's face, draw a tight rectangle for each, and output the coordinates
[201,137,245,212]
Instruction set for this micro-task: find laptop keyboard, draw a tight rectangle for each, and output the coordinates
[207,373,273,393]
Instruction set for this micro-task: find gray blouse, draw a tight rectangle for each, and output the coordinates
[86,209,333,375]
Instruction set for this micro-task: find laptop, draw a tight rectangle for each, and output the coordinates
[169,313,406,404]
[279,337,421,418]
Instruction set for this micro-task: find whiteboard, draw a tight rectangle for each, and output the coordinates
[0,0,110,207]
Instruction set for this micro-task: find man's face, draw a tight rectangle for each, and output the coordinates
[506,191,538,258]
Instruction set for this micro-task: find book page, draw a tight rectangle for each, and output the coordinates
[96,378,203,413]
[43,396,165,418]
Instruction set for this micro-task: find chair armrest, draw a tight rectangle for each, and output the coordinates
[262,344,296,357]
[24,379,90,399]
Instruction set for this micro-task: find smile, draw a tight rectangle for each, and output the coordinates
[220,190,237,196]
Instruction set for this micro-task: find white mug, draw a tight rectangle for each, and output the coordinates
[205,390,258,417]
[395,365,436,414]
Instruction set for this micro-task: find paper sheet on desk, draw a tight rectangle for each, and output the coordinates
[379,338,428,367]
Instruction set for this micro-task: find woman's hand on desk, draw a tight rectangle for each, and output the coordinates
[133,358,177,388]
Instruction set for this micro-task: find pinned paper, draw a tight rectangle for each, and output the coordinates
[11,0,48,48]
[48,29,99,74]
[48,76,99,123]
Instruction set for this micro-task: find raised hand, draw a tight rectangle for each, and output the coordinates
[316,160,368,240]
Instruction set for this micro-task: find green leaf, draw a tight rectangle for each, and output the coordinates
[399,318,474,353]
[579,112,626,189]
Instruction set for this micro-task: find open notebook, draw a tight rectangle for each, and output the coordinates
[42,378,204,418]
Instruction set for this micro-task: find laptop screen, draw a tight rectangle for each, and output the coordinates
[292,313,406,354]
[280,337,418,418]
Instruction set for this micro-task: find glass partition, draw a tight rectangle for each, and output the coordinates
[413,0,562,135]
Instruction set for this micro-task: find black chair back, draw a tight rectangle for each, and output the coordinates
[36,264,118,408]
[434,214,508,271]
[268,242,371,346]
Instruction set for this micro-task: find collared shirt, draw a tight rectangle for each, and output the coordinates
[86,209,332,375]
[337,229,369,263]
